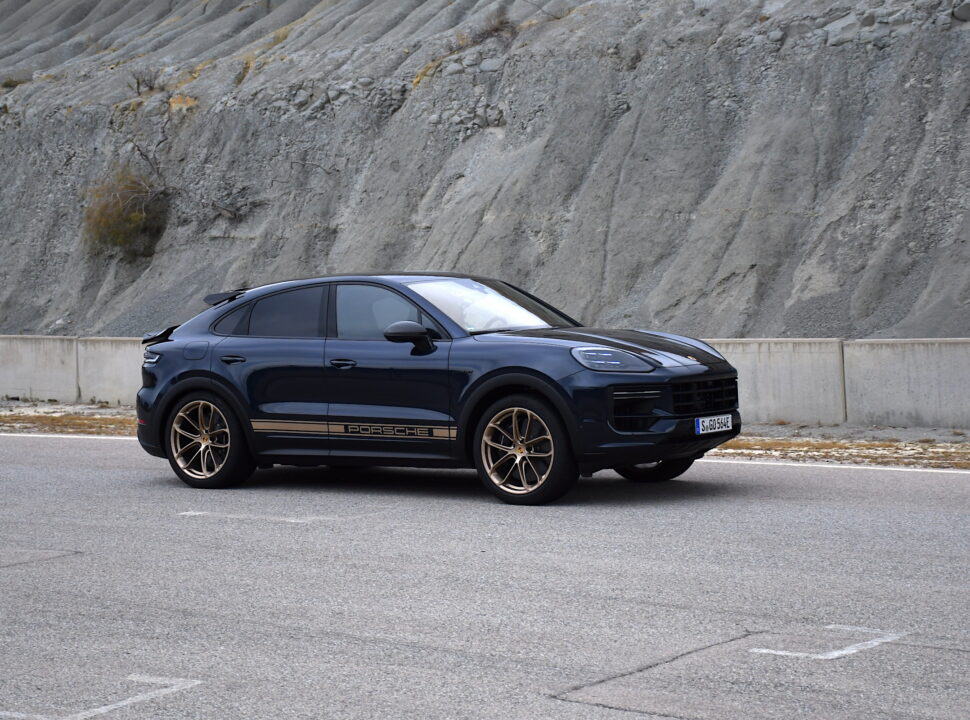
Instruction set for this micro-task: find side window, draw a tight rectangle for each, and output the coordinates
[213,305,250,335]
[249,286,325,338]
[336,284,437,340]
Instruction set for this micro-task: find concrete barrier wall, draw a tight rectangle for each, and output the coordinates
[77,337,144,406]
[705,339,847,425]
[0,335,79,402]
[843,339,970,428]
[0,335,967,427]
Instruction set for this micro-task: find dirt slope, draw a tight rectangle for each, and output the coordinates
[0,0,967,337]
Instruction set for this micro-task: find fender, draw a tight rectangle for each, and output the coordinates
[155,374,258,454]
[456,370,581,461]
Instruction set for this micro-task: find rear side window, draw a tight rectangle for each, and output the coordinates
[249,286,326,338]
[336,284,439,340]
[213,305,250,335]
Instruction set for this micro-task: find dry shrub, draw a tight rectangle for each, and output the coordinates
[127,67,160,95]
[83,166,168,256]
[478,8,517,39]
[462,8,517,47]
[448,8,517,53]
[1,77,27,89]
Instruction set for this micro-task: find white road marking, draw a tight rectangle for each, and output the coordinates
[749,624,908,660]
[2,431,967,474]
[0,675,201,720]
[178,509,390,524]
[699,457,970,475]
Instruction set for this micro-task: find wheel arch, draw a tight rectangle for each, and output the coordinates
[457,371,579,464]
[155,375,256,456]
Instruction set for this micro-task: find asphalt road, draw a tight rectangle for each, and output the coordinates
[1,434,967,720]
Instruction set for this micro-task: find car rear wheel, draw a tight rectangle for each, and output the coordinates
[165,392,255,489]
[615,458,694,483]
[474,394,578,505]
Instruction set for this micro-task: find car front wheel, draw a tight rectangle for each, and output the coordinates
[165,392,255,489]
[474,394,578,505]
[614,458,694,483]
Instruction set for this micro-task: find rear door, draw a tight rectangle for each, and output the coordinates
[213,284,330,457]
[324,282,453,463]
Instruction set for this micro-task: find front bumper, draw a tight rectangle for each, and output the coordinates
[577,411,741,472]
[562,365,741,473]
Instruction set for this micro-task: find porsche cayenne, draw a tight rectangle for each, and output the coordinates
[138,273,740,504]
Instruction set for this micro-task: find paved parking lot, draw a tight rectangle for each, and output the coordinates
[1,434,967,719]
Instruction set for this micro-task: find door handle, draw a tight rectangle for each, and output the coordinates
[329,358,357,369]
[220,355,246,365]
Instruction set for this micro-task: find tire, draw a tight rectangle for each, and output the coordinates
[615,458,694,483]
[164,391,255,489]
[473,394,578,505]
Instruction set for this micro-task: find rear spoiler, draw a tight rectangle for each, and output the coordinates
[142,325,179,345]
[203,288,248,306]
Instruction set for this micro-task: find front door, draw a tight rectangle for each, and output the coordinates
[214,283,329,458]
[324,282,453,462]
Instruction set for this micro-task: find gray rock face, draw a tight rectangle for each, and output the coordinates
[0,0,968,338]
[478,57,506,72]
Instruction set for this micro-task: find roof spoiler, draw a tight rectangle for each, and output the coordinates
[142,325,179,345]
[203,288,248,306]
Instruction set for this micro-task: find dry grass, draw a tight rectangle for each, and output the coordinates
[413,56,448,88]
[167,94,198,111]
[2,409,966,470]
[1,77,28,89]
[716,436,970,469]
[235,54,257,85]
[269,28,290,47]
[0,414,135,436]
[83,166,168,254]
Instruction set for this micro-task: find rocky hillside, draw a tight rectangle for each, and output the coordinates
[0,0,968,338]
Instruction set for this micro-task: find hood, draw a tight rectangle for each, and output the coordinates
[476,327,727,367]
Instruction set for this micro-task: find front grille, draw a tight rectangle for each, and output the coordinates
[670,377,738,415]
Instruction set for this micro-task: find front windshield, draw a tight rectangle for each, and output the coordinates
[405,278,574,334]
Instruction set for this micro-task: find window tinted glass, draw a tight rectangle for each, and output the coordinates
[404,278,574,333]
[213,305,249,335]
[336,284,432,340]
[249,286,324,337]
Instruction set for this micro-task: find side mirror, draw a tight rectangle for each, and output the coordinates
[384,320,433,351]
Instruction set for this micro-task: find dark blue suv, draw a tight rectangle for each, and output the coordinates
[138,273,740,504]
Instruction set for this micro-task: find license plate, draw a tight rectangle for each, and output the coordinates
[695,414,732,434]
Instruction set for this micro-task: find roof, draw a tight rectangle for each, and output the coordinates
[234,271,498,297]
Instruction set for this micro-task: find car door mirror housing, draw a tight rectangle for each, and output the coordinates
[384,320,433,350]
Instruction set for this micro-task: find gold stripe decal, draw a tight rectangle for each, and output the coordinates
[251,419,456,439]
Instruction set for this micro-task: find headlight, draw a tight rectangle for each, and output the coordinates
[570,347,655,372]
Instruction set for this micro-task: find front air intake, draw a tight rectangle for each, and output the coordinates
[670,377,738,415]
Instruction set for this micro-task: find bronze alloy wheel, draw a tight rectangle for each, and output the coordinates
[481,407,554,494]
[169,400,231,480]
